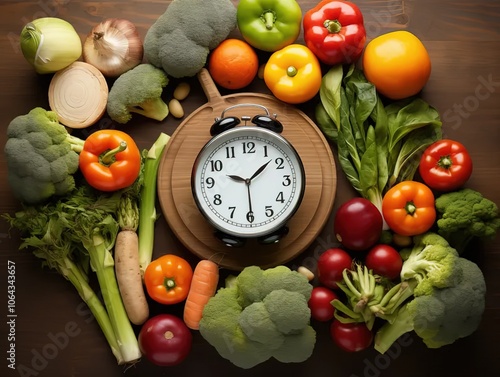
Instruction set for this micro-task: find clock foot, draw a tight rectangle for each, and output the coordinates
[258,226,289,245]
[214,231,246,248]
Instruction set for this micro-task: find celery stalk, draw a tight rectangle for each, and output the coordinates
[138,132,170,277]
[85,230,141,362]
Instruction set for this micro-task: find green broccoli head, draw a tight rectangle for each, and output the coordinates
[143,0,237,78]
[199,265,316,369]
[374,256,486,354]
[412,257,486,348]
[435,188,500,253]
[106,63,169,124]
[4,107,84,204]
[399,233,461,296]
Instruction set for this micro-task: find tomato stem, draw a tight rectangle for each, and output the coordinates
[100,141,127,166]
[324,19,342,33]
[438,155,453,169]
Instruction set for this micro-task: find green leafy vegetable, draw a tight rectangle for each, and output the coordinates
[316,65,442,226]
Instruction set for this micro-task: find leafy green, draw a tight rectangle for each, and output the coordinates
[316,65,442,225]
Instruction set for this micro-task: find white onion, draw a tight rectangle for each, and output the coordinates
[83,18,143,77]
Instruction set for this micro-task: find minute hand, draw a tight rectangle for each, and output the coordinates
[249,160,272,181]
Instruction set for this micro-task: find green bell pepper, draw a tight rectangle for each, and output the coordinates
[236,0,302,52]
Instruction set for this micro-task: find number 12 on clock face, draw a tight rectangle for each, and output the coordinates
[192,127,305,238]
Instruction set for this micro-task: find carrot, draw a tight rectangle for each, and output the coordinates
[115,229,149,325]
[183,259,219,330]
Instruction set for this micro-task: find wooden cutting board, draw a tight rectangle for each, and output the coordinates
[157,68,337,270]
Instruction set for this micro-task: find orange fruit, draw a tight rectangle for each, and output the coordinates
[362,31,431,100]
[208,39,259,90]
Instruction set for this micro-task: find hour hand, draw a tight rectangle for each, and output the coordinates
[227,174,246,182]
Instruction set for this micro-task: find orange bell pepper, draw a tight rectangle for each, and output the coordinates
[382,181,436,237]
[144,254,193,305]
[263,44,322,104]
[79,130,141,192]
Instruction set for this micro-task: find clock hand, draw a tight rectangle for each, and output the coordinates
[245,183,254,223]
[249,160,272,181]
[227,174,246,182]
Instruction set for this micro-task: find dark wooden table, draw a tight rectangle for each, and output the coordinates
[1,1,499,376]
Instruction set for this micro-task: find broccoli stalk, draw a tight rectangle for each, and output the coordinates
[4,107,86,204]
[106,64,169,124]
[137,132,170,277]
[435,188,500,254]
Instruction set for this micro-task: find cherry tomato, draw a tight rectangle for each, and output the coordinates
[138,314,192,366]
[419,139,473,192]
[308,287,339,322]
[382,181,436,237]
[330,320,373,352]
[365,244,403,280]
[334,198,383,251]
[317,248,353,289]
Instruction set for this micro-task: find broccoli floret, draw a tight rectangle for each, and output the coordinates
[263,290,311,335]
[374,244,486,354]
[238,301,285,349]
[143,0,237,78]
[435,188,500,254]
[199,265,316,369]
[4,107,84,204]
[399,233,461,296]
[106,63,169,124]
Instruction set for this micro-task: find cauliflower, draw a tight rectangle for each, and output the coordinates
[435,188,500,254]
[143,0,237,78]
[199,265,315,369]
[106,63,169,124]
[4,107,84,204]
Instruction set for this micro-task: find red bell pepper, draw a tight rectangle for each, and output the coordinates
[303,0,366,65]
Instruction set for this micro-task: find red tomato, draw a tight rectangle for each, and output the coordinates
[330,320,373,352]
[138,314,192,366]
[419,139,473,192]
[308,287,339,322]
[334,198,383,251]
[365,244,403,280]
[317,248,353,289]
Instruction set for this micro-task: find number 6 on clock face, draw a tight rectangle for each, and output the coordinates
[191,126,306,239]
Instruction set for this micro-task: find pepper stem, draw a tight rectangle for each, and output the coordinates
[406,201,417,215]
[324,19,342,33]
[287,66,298,77]
[100,141,127,166]
[262,10,276,30]
[164,277,176,290]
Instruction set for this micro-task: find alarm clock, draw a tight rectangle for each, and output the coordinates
[191,103,306,247]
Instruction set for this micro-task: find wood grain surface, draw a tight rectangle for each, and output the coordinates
[0,1,499,377]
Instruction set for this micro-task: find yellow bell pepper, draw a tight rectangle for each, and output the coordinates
[263,44,322,104]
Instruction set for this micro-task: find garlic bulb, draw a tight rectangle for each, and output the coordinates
[83,18,143,77]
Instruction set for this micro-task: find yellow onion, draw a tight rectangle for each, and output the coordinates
[20,17,82,74]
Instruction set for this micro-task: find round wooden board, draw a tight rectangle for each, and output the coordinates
[157,69,337,270]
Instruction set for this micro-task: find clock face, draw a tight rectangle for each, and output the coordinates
[192,126,305,238]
